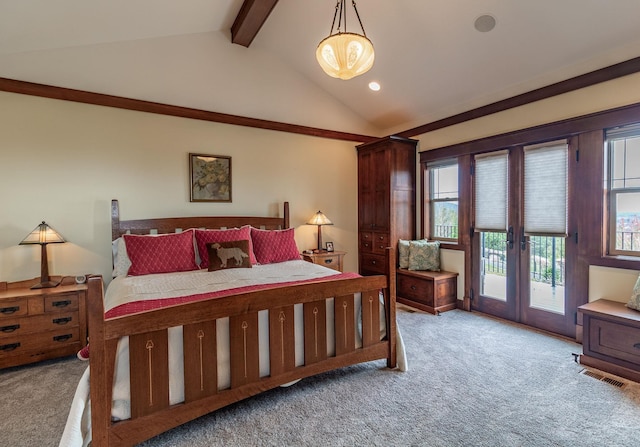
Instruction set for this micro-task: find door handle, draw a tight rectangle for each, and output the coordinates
[506,226,514,249]
[521,228,527,251]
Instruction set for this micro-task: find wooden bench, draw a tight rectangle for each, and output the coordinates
[396,269,458,315]
[578,299,640,383]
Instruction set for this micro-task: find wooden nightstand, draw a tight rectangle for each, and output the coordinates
[302,251,346,272]
[0,276,88,369]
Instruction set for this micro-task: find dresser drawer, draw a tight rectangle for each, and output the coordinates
[397,274,433,306]
[0,311,79,339]
[0,327,80,359]
[0,298,29,319]
[44,293,79,313]
[360,232,373,252]
[317,254,342,271]
[371,233,389,254]
[589,318,640,367]
[360,253,386,274]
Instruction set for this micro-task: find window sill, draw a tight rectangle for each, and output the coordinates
[589,255,640,270]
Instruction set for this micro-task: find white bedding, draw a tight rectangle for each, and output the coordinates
[60,261,407,447]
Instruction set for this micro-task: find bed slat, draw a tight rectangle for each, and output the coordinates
[183,321,217,402]
[129,330,170,418]
[230,313,260,387]
[361,290,380,347]
[334,295,356,356]
[269,305,296,376]
[303,300,328,364]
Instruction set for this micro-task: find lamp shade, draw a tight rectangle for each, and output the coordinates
[306,211,333,226]
[20,221,66,245]
[316,32,375,80]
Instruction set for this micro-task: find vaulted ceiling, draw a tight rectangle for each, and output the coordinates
[2,1,640,138]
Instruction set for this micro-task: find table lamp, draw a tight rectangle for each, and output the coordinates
[20,221,66,289]
[306,211,333,252]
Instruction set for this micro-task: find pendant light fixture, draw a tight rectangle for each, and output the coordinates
[316,0,374,80]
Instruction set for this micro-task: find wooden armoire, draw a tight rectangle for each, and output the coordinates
[357,136,417,275]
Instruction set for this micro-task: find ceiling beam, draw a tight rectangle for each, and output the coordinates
[231,0,279,47]
[0,77,377,143]
[397,56,640,139]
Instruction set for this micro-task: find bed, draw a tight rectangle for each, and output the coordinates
[60,200,402,447]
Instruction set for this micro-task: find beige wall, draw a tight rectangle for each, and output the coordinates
[416,72,640,302]
[0,91,360,285]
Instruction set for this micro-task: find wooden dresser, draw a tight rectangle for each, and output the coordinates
[397,269,458,315]
[578,299,640,382]
[0,277,88,369]
[357,136,417,276]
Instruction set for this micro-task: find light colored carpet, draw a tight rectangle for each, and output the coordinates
[2,309,640,446]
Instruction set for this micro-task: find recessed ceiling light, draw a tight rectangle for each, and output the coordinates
[474,14,496,32]
[368,81,381,91]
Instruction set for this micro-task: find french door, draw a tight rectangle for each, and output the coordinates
[471,142,576,337]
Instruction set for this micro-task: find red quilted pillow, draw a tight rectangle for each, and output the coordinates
[250,227,301,264]
[123,230,199,276]
[195,226,256,268]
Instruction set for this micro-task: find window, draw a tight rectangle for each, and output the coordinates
[426,160,458,241]
[605,124,640,256]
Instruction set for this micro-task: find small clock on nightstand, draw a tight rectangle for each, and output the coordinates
[302,250,346,273]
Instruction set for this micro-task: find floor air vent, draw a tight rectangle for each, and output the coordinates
[580,369,626,388]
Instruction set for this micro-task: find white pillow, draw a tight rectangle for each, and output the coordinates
[627,275,640,311]
[112,237,132,277]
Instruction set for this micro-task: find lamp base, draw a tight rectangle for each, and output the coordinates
[31,280,61,289]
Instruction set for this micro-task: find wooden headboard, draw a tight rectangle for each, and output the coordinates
[111,200,290,241]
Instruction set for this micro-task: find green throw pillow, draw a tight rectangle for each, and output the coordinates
[398,239,410,269]
[627,275,640,311]
[408,240,441,271]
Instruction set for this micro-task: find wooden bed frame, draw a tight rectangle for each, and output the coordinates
[87,200,397,446]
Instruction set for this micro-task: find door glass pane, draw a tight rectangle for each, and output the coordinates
[529,236,565,314]
[479,231,507,301]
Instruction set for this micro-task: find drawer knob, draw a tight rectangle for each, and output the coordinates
[411,285,417,290]
[53,334,73,342]
[634,343,640,350]
[371,260,376,265]
[0,342,20,352]
[324,259,333,264]
[53,317,72,325]
[0,306,19,315]
[52,300,72,308]
[0,324,20,333]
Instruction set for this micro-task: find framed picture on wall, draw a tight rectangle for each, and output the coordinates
[189,153,232,202]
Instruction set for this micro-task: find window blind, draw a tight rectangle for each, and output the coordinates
[523,141,568,236]
[474,151,508,231]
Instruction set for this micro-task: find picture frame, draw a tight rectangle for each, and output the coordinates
[326,241,334,252]
[189,153,231,202]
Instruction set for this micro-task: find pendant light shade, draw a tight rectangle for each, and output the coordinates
[316,0,375,80]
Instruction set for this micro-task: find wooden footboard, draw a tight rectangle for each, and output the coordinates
[87,250,397,447]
